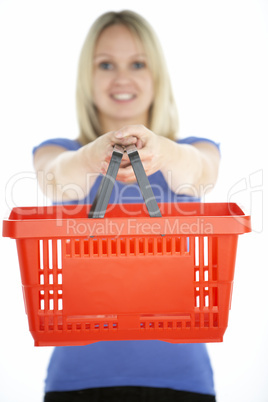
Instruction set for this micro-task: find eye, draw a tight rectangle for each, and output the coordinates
[99,62,113,70]
[132,61,146,70]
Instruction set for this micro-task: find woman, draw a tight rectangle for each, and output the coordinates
[34,10,220,402]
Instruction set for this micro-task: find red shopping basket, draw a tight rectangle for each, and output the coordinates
[2,146,251,346]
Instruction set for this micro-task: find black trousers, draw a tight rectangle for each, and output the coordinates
[44,386,216,402]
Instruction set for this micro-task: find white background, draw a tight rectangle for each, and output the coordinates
[0,1,267,401]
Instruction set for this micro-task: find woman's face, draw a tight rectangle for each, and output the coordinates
[92,24,154,132]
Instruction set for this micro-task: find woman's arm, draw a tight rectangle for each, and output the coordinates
[158,137,220,196]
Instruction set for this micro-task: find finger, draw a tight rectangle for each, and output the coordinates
[114,125,150,141]
[118,136,138,146]
[108,129,138,144]
[135,139,143,149]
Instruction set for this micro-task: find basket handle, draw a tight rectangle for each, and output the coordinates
[88,144,162,218]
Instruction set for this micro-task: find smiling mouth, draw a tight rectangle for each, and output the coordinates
[111,93,136,101]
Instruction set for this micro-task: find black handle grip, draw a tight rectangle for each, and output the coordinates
[88,145,124,218]
[88,144,161,218]
[126,145,162,217]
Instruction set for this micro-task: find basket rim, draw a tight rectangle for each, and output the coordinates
[2,202,251,239]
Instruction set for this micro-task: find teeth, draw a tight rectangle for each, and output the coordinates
[112,93,134,100]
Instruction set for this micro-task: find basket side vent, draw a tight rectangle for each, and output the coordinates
[64,236,190,258]
[194,236,219,328]
[38,239,63,317]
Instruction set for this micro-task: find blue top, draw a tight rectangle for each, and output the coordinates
[33,136,219,395]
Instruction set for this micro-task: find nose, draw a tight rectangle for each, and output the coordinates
[113,67,132,84]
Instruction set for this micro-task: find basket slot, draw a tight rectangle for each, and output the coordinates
[195,237,200,266]
[58,291,63,310]
[74,239,80,256]
[110,239,117,255]
[203,236,209,282]
[198,237,204,280]
[204,287,209,307]
[58,273,62,284]
[128,238,135,255]
[48,239,53,269]
[212,237,218,281]
[40,273,44,285]
[49,291,54,310]
[39,290,45,310]
[57,239,62,268]
[92,239,99,255]
[119,238,126,255]
[65,239,71,256]
[39,240,44,270]
[203,236,208,267]
[43,240,50,286]
[194,235,209,275]
[195,288,200,308]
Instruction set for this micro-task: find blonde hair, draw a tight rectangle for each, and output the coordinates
[76,10,179,144]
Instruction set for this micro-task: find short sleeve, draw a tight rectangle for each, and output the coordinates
[177,136,220,152]
[32,138,82,154]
